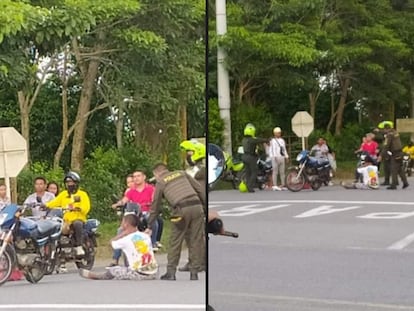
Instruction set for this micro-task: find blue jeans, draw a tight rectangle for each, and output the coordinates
[144,213,159,247]
[112,227,123,261]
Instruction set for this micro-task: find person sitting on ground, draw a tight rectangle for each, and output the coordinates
[79,214,158,280]
[341,155,379,190]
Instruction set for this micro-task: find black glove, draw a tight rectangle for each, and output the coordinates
[207,218,223,234]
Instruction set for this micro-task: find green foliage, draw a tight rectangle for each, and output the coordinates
[231,103,274,151]
[207,99,224,147]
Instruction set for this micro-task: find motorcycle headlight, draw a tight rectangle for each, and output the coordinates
[0,213,7,226]
[296,154,303,162]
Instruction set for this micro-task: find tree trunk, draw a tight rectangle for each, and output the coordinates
[115,103,124,149]
[326,90,336,132]
[70,59,100,171]
[54,48,70,169]
[308,88,320,120]
[334,77,350,135]
[17,91,30,161]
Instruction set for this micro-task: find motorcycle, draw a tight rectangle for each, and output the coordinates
[208,144,244,191]
[112,197,148,232]
[402,153,412,177]
[44,199,100,274]
[0,203,62,285]
[285,150,332,192]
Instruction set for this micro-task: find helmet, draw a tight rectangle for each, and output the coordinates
[243,123,256,137]
[378,121,394,129]
[273,127,282,134]
[63,171,80,184]
[239,181,248,192]
[180,139,206,165]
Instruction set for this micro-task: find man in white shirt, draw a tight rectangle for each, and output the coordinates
[341,156,379,190]
[24,176,55,217]
[79,214,158,280]
[269,127,289,190]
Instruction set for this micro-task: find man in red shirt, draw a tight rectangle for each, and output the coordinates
[114,170,159,250]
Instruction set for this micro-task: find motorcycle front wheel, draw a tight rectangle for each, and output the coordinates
[286,170,305,192]
[0,245,14,286]
[24,259,46,284]
[43,242,56,275]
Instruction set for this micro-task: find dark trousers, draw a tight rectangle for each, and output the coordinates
[156,216,164,242]
[242,154,258,192]
[383,158,391,184]
[71,220,84,247]
[167,205,204,274]
[391,156,408,187]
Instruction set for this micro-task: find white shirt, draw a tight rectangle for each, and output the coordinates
[112,231,158,275]
[269,137,288,158]
[311,144,329,159]
[24,192,55,217]
[357,165,379,189]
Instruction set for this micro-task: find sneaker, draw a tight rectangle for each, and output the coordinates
[156,242,163,248]
[75,246,85,256]
[105,262,119,269]
[328,181,334,186]
[152,246,159,252]
[272,186,282,191]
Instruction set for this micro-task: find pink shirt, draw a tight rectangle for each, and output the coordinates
[125,183,154,212]
[361,141,378,157]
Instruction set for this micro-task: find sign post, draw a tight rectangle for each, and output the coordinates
[0,127,28,199]
[291,111,314,150]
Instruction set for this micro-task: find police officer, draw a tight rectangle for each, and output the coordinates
[241,123,269,193]
[146,163,206,281]
[383,124,409,190]
[376,121,394,186]
[178,139,206,273]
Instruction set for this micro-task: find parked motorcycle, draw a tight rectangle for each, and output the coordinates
[44,200,100,274]
[402,153,412,177]
[0,203,62,285]
[285,150,332,192]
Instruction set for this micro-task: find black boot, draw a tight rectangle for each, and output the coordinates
[160,272,176,280]
[190,272,198,280]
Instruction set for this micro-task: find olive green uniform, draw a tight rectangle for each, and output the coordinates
[242,136,268,192]
[148,170,206,275]
[384,129,408,188]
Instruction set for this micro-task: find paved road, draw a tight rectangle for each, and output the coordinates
[0,251,205,311]
[209,180,414,311]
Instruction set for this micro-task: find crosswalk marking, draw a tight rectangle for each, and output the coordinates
[218,204,290,217]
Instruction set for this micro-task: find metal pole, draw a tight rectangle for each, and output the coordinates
[301,137,305,151]
[216,0,232,155]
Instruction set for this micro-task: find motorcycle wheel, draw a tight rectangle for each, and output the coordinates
[0,246,14,286]
[286,170,305,192]
[75,237,95,270]
[311,181,322,191]
[24,259,46,284]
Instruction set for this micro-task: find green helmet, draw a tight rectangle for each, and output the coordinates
[180,139,206,163]
[243,123,256,137]
[378,121,394,129]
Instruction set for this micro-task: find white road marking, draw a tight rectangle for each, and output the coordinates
[210,200,414,206]
[218,204,290,217]
[294,205,361,218]
[0,305,205,310]
[358,211,414,220]
[388,232,414,250]
[211,291,414,310]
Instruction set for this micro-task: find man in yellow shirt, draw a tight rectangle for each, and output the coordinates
[45,171,91,257]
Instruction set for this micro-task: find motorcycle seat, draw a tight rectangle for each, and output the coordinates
[37,219,61,236]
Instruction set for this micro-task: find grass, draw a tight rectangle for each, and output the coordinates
[95,219,171,260]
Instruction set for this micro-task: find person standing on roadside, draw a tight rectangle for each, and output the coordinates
[382,124,409,190]
[146,163,205,281]
[241,123,269,193]
[269,127,289,191]
[0,184,10,211]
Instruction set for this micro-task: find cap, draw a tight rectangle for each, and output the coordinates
[273,127,282,133]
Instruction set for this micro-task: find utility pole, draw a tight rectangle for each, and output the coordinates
[216,0,232,155]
